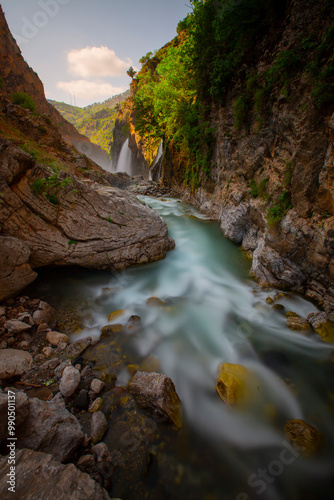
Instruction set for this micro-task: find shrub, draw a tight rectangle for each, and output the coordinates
[11,92,36,112]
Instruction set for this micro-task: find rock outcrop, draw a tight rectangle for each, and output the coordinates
[0,139,174,299]
[0,449,112,500]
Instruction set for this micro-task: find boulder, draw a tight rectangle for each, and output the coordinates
[0,390,29,442]
[46,331,70,347]
[4,319,31,334]
[216,363,255,406]
[59,366,81,398]
[0,235,37,302]
[307,312,334,343]
[0,449,112,500]
[16,396,84,462]
[284,418,322,455]
[128,371,182,428]
[91,411,108,444]
[0,349,33,379]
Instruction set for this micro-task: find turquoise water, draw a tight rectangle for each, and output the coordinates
[28,196,334,499]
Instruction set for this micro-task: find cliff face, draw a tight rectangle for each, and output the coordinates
[0,6,110,169]
[120,0,334,312]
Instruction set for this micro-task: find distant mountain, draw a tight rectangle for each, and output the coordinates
[48,91,130,155]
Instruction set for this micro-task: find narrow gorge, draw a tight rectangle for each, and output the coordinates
[0,1,334,500]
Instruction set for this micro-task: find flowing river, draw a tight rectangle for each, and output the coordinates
[27,196,334,500]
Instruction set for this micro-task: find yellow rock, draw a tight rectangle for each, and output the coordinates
[284,418,322,456]
[108,309,128,322]
[216,363,253,406]
[146,296,165,307]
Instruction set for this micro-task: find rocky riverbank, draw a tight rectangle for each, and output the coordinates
[0,295,184,499]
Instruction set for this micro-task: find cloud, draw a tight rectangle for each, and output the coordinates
[57,80,127,99]
[67,46,132,78]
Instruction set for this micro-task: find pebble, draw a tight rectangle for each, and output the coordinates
[54,359,71,379]
[90,378,105,395]
[89,397,103,413]
[4,320,32,334]
[90,411,108,444]
[7,337,15,346]
[37,323,50,333]
[77,455,95,467]
[59,366,81,398]
[0,341,7,349]
[17,341,29,350]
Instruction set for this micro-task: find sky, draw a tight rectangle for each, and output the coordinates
[1,0,191,107]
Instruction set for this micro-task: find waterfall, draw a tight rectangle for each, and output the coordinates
[116,139,133,175]
[149,140,163,181]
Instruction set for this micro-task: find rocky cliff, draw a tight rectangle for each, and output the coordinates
[0,6,110,169]
[0,11,174,301]
[117,0,334,312]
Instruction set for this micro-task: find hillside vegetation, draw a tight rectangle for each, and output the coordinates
[49,90,130,155]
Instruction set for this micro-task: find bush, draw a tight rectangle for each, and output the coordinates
[11,92,36,112]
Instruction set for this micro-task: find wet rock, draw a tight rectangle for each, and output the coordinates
[146,297,165,307]
[32,301,55,326]
[129,371,182,428]
[286,311,300,318]
[4,319,31,334]
[0,349,33,379]
[216,363,255,406]
[59,366,81,398]
[108,309,128,322]
[285,418,323,455]
[266,296,274,305]
[91,411,108,444]
[16,396,84,462]
[286,316,311,332]
[307,312,334,343]
[101,324,124,337]
[0,390,29,442]
[127,315,141,327]
[272,303,285,311]
[73,389,90,410]
[91,378,105,395]
[0,449,112,499]
[46,331,70,346]
[89,397,103,413]
[64,337,92,360]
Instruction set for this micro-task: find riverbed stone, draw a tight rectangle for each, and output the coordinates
[16,396,84,462]
[46,331,70,347]
[60,366,81,398]
[286,316,311,332]
[108,309,128,322]
[129,371,182,428]
[91,378,105,395]
[89,397,103,413]
[0,449,112,500]
[216,363,254,406]
[284,418,323,455]
[55,359,72,379]
[64,337,92,360]
[307,312,334,343]
[0,349,33,379]
[91,411,108,444]
[146,297,165,307]
[4,319,31,334]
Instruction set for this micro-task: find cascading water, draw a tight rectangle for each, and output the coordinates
[25,196,334,500]
[149,140,163,181]
[116,138,133,175]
